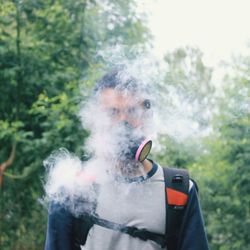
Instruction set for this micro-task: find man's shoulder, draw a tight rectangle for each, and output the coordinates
[157,164,197,193]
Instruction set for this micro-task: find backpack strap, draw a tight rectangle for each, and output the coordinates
[86,214,167,248]
[73,214,95,249]
[162,167,189,250]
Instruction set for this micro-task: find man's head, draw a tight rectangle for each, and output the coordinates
[91,69,153,163]
[94,69,151,128]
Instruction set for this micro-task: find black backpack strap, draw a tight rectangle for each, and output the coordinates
[163,167,189,250]
[72,183,99,248]
[73,214,95,249]
[84,214,167,248]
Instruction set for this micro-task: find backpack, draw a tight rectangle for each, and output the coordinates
[72,166,190,250]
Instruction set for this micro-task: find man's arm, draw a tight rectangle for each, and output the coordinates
[45,203,75,250]
[177,183,210,250]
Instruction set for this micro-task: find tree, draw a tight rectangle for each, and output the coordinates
[155,46,214,168]
[190,50,250,250]
[0,0,150,248]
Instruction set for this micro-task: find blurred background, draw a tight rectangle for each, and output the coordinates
[0,0,249,249]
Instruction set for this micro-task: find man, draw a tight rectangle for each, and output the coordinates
[45,69,209,250]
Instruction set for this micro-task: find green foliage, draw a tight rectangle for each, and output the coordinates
[156,46,214,168]
[0,0,149,248]
[164,46,214,102]
[159,46,250,249]
[189,52,250,250]
[155,136,200,168]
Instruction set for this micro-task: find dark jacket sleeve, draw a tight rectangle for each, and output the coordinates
[45,203,75,250]
[178,183,210,250]
[45,202,94,250]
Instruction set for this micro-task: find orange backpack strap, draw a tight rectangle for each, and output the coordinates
[163,167,189,250]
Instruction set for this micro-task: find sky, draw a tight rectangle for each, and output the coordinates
[142,0,250,68]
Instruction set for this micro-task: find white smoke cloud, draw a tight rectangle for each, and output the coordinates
[44,46,214,215]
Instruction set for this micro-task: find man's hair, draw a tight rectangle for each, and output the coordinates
[94,68,139,94]
[93,69,151,110]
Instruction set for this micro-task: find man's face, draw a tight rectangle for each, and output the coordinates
[99,88,146,128]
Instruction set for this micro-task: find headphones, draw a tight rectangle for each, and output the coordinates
[134,138,152,162]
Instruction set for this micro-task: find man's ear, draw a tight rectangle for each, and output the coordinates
[143,99,151,109]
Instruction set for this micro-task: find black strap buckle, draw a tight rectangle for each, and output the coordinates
[172,174,183,183]
[169,205,185,210]
[125,227,148,241]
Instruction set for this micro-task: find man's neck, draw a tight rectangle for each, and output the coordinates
[142,159,153,174]
[113,158,153,178]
